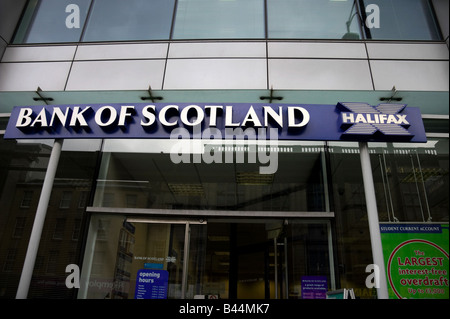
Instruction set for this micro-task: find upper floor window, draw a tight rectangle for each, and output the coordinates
[82,0,175,42]
[172,0,265,39]
[12,0,442,43]
[267,0,363,39]
[13,0,91,44]
[360,0,442,40]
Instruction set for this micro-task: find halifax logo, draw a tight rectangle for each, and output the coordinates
[337,102,413,141]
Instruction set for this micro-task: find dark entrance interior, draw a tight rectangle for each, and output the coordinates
[203,220,331,299]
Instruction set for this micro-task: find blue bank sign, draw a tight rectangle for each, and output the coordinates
[4,102,426,142]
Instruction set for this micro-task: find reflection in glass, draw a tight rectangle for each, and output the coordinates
[79,216,196,299]
[82,0,175,42]
[12,0,442,42]
[0,139,99,298]
[13,0,91,43]
[185,224,207,299]
[93,140,328,212]
[80,217,332,299]
[328,139,449,298]
[267,0,362,39]
[361,0,441,40]
[369,139,449,223]
[328,141,378,298]
[173,0,265,39]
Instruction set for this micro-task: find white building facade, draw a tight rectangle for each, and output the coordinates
[0,0,448,300]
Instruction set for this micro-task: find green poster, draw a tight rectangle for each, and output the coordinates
[380,223,449,299]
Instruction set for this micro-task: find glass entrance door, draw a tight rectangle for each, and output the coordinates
[83,139,334,298]
[272,230,289,299]
[202,219,334,299]
[78,215,206,299]
[79,214,334,299]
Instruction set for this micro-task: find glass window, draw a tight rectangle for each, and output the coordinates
[3,249,17,272]
[267,0,362,39]
[53,218,66,240]
[13,0,91,44]
[78,191,89,208]
[59,191,72,209]
[173,0,265,39]
[93,140,328,212]
[13,217,27,238]
[328,141,374,298]
[369,138,449,223]
[328,138,449,298]
[79,215,190,299]
[82,0,175,42]
[46,251,59,273]
[0,138,100,298]
[20,190,33,208]
[72,219,82,240]
[361,0,441,40]
[80,215,334,299]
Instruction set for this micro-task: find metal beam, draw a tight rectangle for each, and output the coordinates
[359,142,389,299]
[16,139,64,299]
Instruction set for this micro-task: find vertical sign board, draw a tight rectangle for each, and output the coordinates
[380,223,449,299]
[134,269,169,299]
[301,276,328,299]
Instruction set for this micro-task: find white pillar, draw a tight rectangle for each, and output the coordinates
[359,142,389,299]
[16,139,64,299]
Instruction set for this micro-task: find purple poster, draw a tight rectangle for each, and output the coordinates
[134,269,169,299]
[301,276,328,299]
